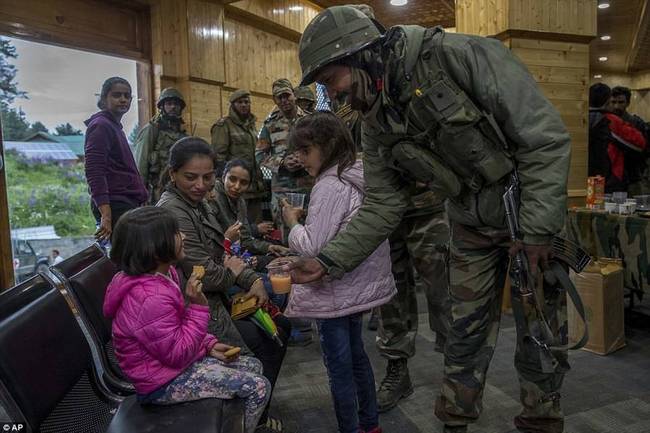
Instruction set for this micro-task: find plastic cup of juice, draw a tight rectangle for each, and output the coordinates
[267,265,292,294]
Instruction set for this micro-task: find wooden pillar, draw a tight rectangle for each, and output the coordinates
[456,0,597,206]
[0,136,14,290]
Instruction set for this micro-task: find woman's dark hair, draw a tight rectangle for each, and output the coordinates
[288,111,356,178]
[223,159,252,179]
[97,76,131,110]
[589,83,611,108]
[110,206,180,275]
[158,136,216,190]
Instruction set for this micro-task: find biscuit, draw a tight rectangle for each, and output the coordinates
[192,265,205,280]
[224,347,241,358]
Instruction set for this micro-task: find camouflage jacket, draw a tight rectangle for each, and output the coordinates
[133,117,187,204]
[208,181,272,255]
[257,106,314,194]
[320,26,571,272]
[210,108,266,198]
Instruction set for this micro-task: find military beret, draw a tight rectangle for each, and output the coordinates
[229,89,251,103]
[272,78,294,97]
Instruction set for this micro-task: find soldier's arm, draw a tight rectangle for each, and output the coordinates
[133,124,152,182]
[210,120,230,170]
[443,35,571,244]
[319,130,409,271]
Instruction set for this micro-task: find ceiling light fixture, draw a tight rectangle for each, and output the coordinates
[598,2,610,9]
[598,56,608,62]
[594,74,603,79]
[390,0,408,6]
[600,35,611,41]
[288,6,303,11]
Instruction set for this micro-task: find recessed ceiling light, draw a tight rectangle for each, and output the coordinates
[390,0,408,5]
[600,35,611,41]
[598,56,608,62]
[598,2,610,9]
[594,74,603,79]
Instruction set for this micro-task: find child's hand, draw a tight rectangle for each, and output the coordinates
[186,273,208,306]
[210,343,239,363]
[257,221,274,236]
[268,245,290,256]
[280,198,303,227]
[225,221,242,242]
[224,255,247,277]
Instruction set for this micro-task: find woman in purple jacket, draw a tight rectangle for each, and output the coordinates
[84,77,148,242]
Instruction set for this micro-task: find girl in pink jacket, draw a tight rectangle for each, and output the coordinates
[104,206,269,433]
[281,112,396,433]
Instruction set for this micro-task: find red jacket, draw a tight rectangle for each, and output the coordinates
[604,113,646,182]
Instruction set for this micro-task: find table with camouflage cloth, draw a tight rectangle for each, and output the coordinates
[566,209,650,294]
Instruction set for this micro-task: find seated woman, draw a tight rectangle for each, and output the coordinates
[209,159,289,269]
[157,137,290,433]
[104,206,270,433]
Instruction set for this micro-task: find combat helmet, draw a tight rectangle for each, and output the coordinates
[157,88,186,109]
[298,6,382,86]
[294,86,316,102]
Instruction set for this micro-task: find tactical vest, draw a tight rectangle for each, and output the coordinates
[388,26,514,200]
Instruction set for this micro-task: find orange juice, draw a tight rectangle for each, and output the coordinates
[270,275,292,294]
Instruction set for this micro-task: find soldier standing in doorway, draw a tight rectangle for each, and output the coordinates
[134,87,187,204]
[289,6,573,433]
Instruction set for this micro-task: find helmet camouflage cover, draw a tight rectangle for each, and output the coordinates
[298,5,382,86]
[157,87,186,109]
[294,86,315,102]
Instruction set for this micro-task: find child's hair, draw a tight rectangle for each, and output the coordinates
[288,111,356,178]
[158,136,215,190]
[223,159,252,179]
[110,206,180,275]
[97,77,131,110]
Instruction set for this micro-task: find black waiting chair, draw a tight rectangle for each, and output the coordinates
[0,273,52,320]
[0,278,245,433]
[50,244,133,395]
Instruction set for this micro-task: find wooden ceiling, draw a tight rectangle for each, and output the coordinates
[309,0,455,29]
[590,0,650,74]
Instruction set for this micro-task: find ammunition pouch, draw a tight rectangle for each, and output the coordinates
[391,140,462,198]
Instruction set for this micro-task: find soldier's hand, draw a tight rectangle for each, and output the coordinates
[510,241,553,276]
[282,257,325,283]
[257,221,274,236]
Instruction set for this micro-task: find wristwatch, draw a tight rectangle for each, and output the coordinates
[315,254,345,280]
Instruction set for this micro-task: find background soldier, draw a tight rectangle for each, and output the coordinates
[291,7,572,433]
[294,86,316,113]
[133,87,187,204]
[211,89,267,225]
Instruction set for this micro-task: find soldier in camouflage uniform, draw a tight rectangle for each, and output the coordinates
[290,7,572,433]
[211,89,267,224]
[294,86,316,113]
[134,88,188,204]
[257,79,313,242]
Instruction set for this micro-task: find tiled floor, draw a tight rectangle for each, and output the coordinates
[271,295,650,433]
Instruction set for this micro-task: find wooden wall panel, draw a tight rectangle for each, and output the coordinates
[457,0,596,37]
[224,18,302,96]
[188,82,222,141]
[0,0,150,60]
[157,0,190,79]
[228,0,319,34]
[187,0,226,83]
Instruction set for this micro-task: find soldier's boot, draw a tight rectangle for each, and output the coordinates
[376,358,413,413]
[514,391,563,433]
[443,425,467,433]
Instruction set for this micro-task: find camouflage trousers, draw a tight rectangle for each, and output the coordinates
[376,210,450,359]
[435,223,569,433]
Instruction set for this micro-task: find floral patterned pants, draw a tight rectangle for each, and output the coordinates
[151,356,270,433]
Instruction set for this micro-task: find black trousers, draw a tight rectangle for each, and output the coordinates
[235,314,291,424]
[91,200,138,232]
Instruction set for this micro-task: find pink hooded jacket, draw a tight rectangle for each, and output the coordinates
[103,267,217,394]
[286,160,396,319]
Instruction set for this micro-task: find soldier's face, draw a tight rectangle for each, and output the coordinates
[163,99,183,117]
[316,64,352,101]
[170,155,216,204]
[105,83,132,117]
[233,97,251,117]
[224,166,251,199]
[609,95,628,116]
[296,144,322,177]
[274,92,296,115]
